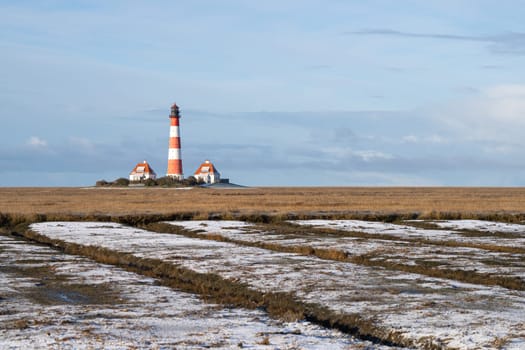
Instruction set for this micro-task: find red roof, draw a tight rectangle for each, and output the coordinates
[130,160,156,175]
[194,160,219,175]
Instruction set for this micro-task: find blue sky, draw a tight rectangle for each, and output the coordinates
[1,0,525,186]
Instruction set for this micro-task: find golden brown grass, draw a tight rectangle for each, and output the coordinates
[1,187,525,219]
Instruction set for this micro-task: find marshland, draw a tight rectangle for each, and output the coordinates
[1,187,525,349]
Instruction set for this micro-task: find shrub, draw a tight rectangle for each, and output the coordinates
[155,176,181,187]
[96,176,204,188]
[144,178,157,187]
[95,180,109,187]
[185,176,198,186]
[112,178,130,187]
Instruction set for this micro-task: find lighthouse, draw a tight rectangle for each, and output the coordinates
[166,103,183,179]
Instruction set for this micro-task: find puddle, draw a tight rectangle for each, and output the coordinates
[31,287,98,305]
[24,280,120,306]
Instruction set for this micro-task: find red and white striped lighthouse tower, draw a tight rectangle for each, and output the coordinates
[166,103,183,179]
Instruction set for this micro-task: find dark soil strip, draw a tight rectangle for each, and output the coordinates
[144,222,525,292]
[9,226,437,350]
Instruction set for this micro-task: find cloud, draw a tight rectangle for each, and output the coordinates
[485,84,525,98]
[402,135,418,143]
[2,136,140,177]
[443,84,525,127]
[349,29,486,42]
[26,136,48,148]
[401,135,448,144]
[489,32,525,55]
[482,85,525,122]
[68,137,97,153]
[426,84,525,162]
[354,150,394,162]
[348,29,525,55]
[5,101,525,186]
[182,104,525,185]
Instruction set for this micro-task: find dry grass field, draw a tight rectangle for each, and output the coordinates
[1,187,525,219]
[3,187,525,348]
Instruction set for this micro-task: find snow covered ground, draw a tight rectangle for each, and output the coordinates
[169,220,525,279]
[426,219,525,234]
[28,222,525,349]
[292,219,457,239]
[0,234,375,349]
[292,219,525,248]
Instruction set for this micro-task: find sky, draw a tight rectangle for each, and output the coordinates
[1,0,525,187]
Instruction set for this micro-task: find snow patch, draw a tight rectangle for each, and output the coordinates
[26,222,525,349]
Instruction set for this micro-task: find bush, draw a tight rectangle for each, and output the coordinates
[144,178,157,187]
[181,176,205,186]
[96,176,203,188]
[95,180,109,187]
[155,176,181,187]
[185,176,198,186]
[112,178,130,187]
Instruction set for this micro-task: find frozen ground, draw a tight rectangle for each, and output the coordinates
[292,219,525,248]
[426,219,525,234]
[169,220,412,256]
[0,234,373,349]
[29,222,525,349]
[169,220,525,279]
